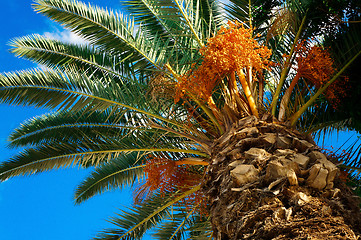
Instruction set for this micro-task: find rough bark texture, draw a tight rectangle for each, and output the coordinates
[203,116,361,240]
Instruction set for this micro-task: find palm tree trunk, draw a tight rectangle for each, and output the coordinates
[203,116,361,240]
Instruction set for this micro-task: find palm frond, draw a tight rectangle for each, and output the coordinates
[122,0,181,40]
[34,0,171,71]
[124,0,221,44]
[325,23,361,69]
[153,206,199,240]
[93,186,200,240]
[75,153,145,204]
[194,0,222,36]
[223,0,251,27]
[8,108,162,148]
[0,135,203,181]
[172,0,205,47]
[338,137,361,177]
[153,220,184,240]
[187,215,212,240]
[0,107,207,180]
[1,121,205,181]
[10,34,130,81]
[224,0,281,29]
[0,68,123,111]
[0,68,193,131]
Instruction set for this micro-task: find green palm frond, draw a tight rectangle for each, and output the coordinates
[75,153,145,204]
[1,105,207,180]
[173,0,206,47]
[153,206,201,240]
[224,0,252,26]
[7,108,167,148]
[224,0,281,29]
[0,68,124,111]
[0,135,204,181]
[153,220,184,240]
[10,35,130,80]
[123,0,221,44]
[34,0,171,71]
[325,23,361,70]
[93,186,200,240]
[172,0,205,46]
[337,137,361,176]
[0,68,193,131]
[187,215,212,240]
[122,0,182,40]
[0,143,109,180]
[192,0,222,39]
[311,118,351,140]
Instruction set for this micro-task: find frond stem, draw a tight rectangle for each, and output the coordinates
[175,159,208,166]
[270,14,307,116]
[194,98,224,135]
[278,73,301,121]
[237,70,259,118]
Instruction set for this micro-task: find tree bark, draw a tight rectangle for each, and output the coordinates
[203,116,361,240]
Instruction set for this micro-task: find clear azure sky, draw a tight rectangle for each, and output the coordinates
[0,1,137,240]
[0,1,357,240]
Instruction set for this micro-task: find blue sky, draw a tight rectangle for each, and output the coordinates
[0,1,358,240]
[0,1,137,240]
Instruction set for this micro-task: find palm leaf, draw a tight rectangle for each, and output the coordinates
[224,0,251,26]
[154,220,184,240]
[338,137,361,177]
[75,153,146,204]
[34,0,170,71]
[223,0,280,29]
[153,205,199,240]
[122,0,182,40]
[187,215,212,240]
[0,136,204,181]
[93,186,200,240]
[10,34,130,80]
[172,0,205,47]
[0,68,192,131]
[1,123,205,181]
[8,108,163,148]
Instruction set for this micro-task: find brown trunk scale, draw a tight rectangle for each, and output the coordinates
[202,116,361,240]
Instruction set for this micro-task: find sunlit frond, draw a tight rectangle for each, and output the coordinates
[10,35,130,80]
[34,0,171,71]
[0,134,203,181]
[8,108,163,148]
[2,0,361,238]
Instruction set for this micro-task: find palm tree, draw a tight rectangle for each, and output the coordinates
[0,0,360,239]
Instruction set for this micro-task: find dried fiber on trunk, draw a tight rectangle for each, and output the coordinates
[203,116,361,240]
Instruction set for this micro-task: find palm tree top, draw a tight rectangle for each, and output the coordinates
[0,0,361,239]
